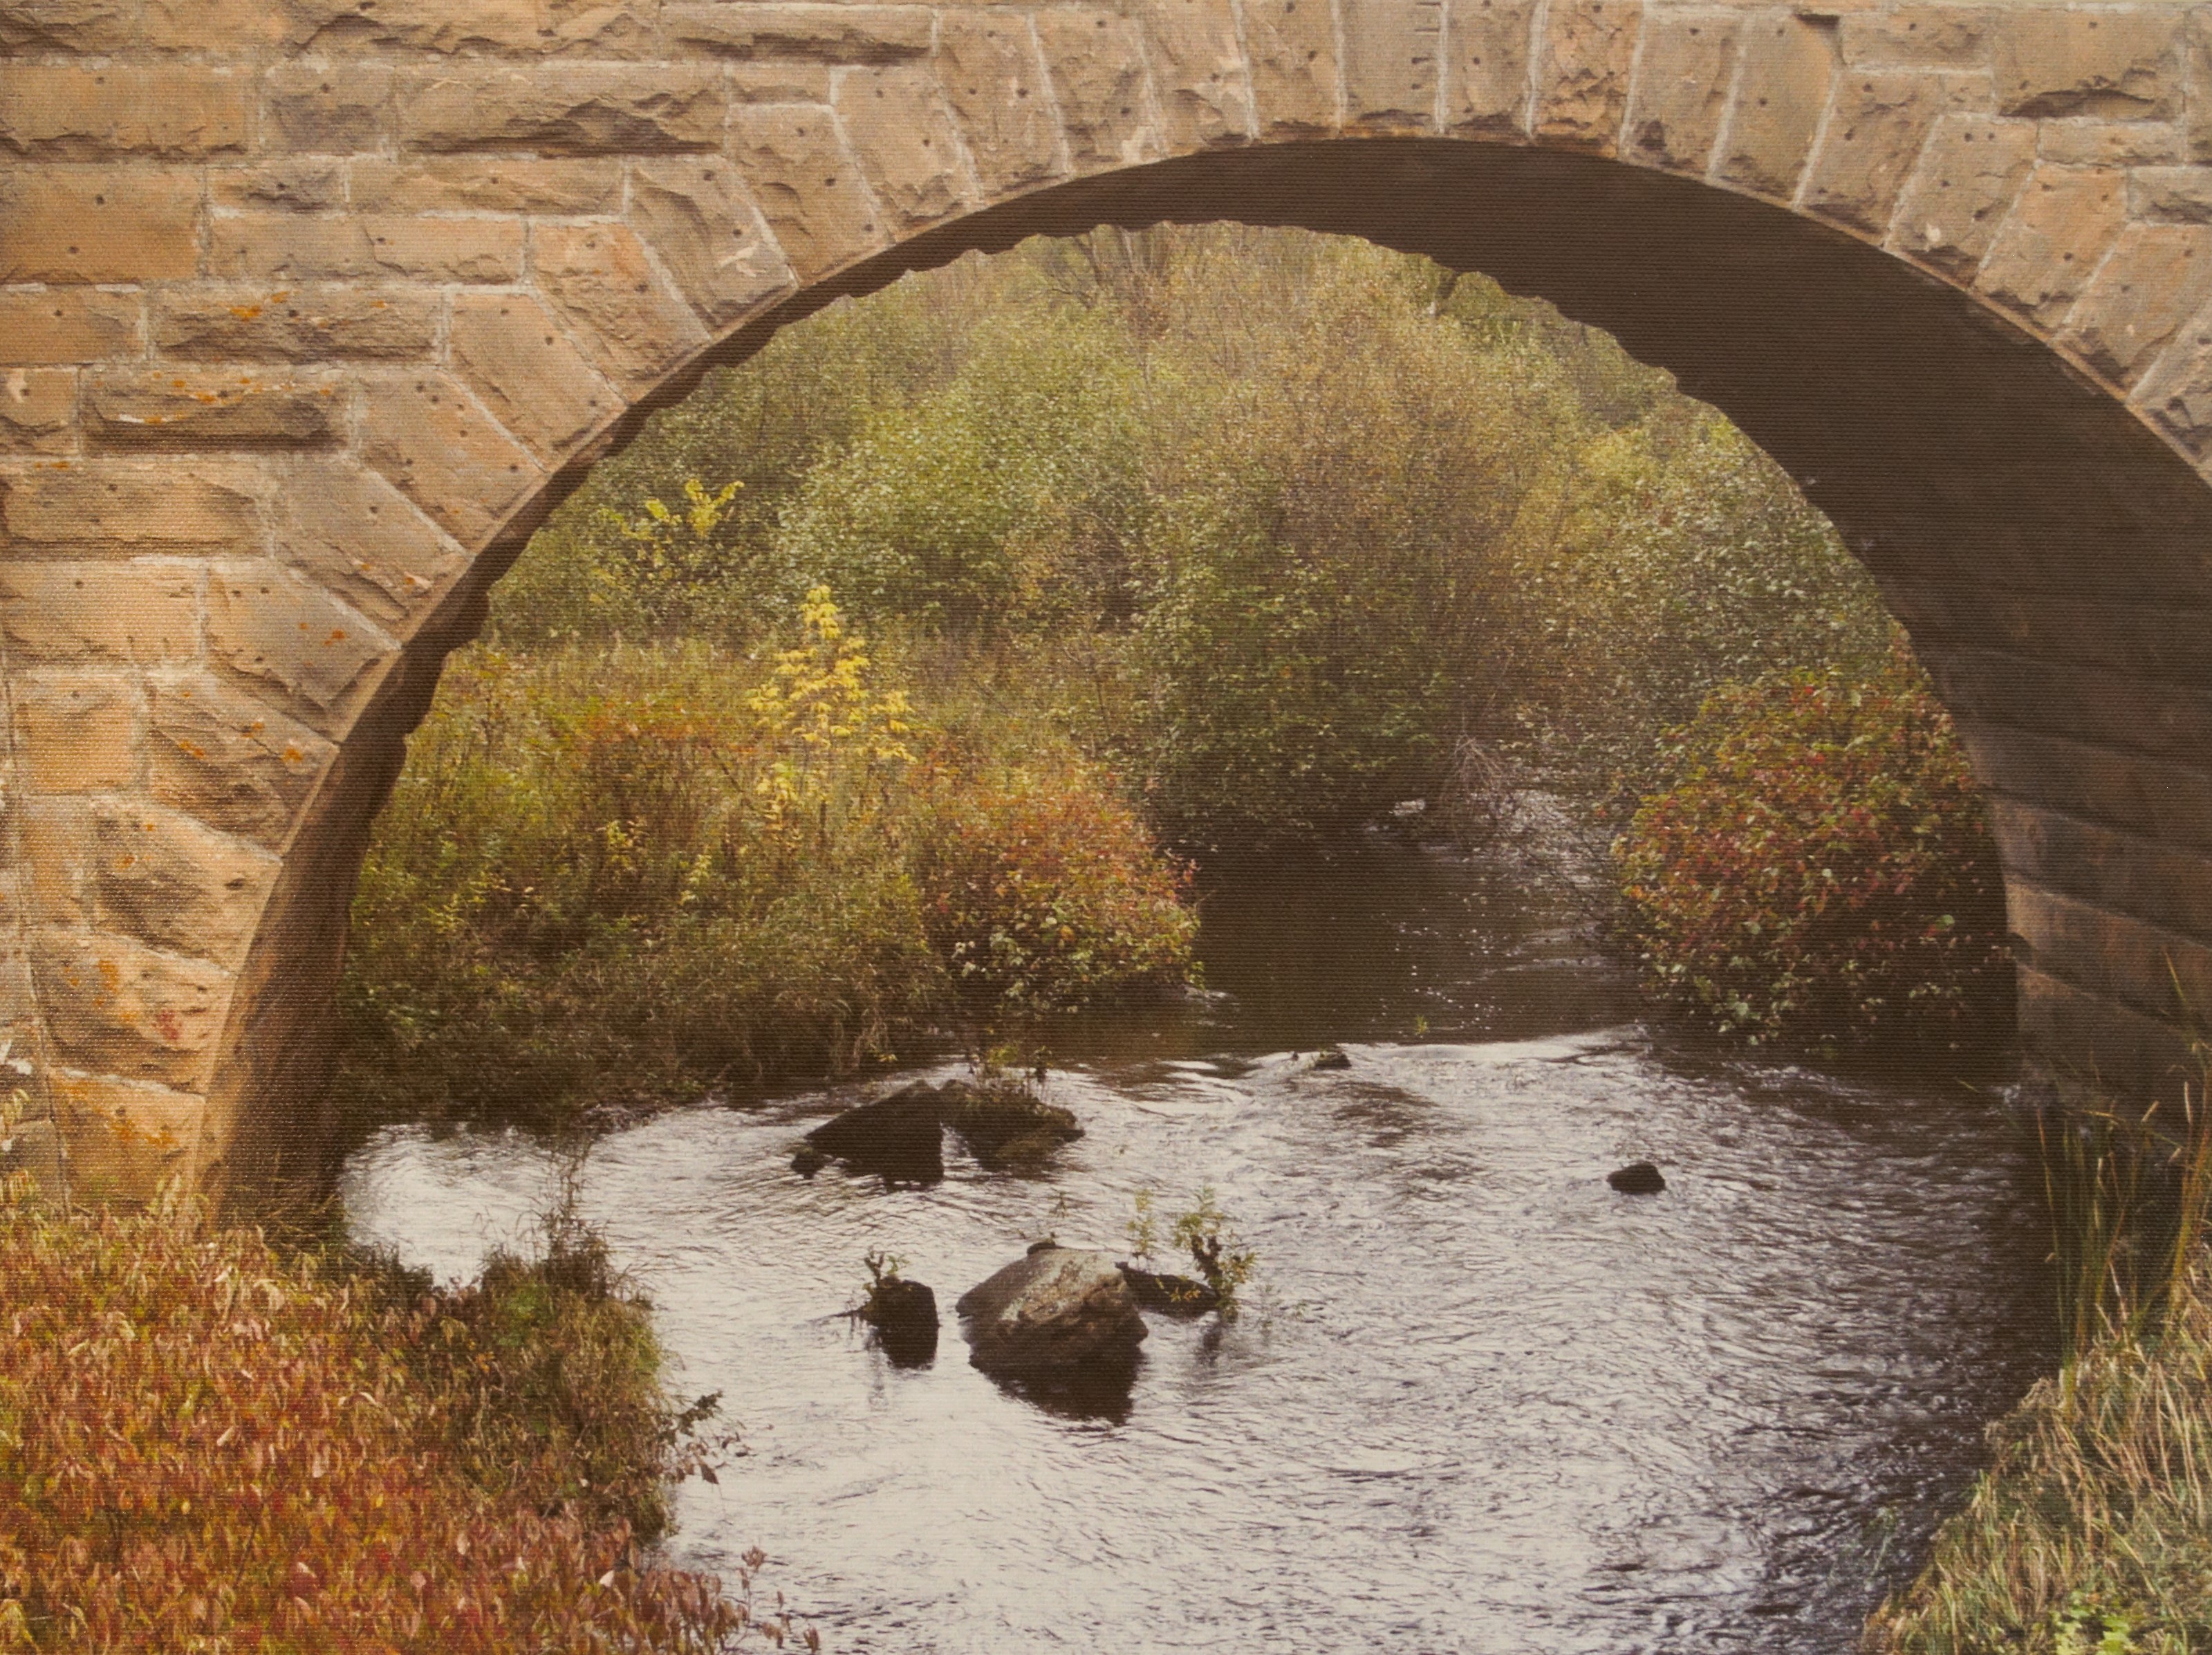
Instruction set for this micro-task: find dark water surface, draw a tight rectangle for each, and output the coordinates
[341,835,2054,1654]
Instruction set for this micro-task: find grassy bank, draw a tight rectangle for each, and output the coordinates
[0,1152,790,1651]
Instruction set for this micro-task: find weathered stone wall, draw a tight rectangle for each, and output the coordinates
[5,0,2212,1206]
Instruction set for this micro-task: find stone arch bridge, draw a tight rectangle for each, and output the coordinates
[6,0,2212,1205]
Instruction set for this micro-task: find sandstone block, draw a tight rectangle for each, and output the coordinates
[1622,11,1739,175]
[0,369,75,456]
[937,15,1066,192]
[1243,0,1338,137]
[15,674,137,794]
[147,671,331,847]
[1976,164,2128,329]
[732,105,886,282]
[206,561,396,734]
[1137,0,1252,149]
[0,0,133,53]
[20,798,88,934]
[0,169,200,285]
[2192,12,2212,165]
[37,931,229,1093]
[0,289,140,364]
[1989,796,2212,945]
[280,0,541,54]
[835,66,973,231]
[1,464,263,552]
[1034,11,1159,171]
[86,372,344,451]
[151,286,442,363]
[1803,71,1986,237]
[210,214,526,284]
[1888,113,2036,278]
[1839,7,1991,72]
[2039,121,2184,169]
[2058,225,2212,389]
[728,63,838,104]
[2133,316,2212,458]
[1716,12,1834,199]
[142,0,285,47]
[542,0,657,59]
[91,804,277,969]
[669,3,933,62]
[629,157,797,329]
[209,162,348,214]
[360,373,543,546]
[279,463,467,630]
[530,223,710,392]
[1995,7,2181,122]
[396,65,725,155]
[0,562,201,667]
[1533,0,1642,156]
[1344,0,1443,135]
[348,157,623,215]
[449,294,622,463]
[51,1072,209,1206]
[2132,167,2212,225]
[262,62,393,154]
[0,66,252,160]
[1444,0,1534,139]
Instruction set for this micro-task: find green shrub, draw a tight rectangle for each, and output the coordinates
[1612,647,2013,1051]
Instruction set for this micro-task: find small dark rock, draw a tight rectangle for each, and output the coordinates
[1118,1264,1221,1316]
[789,1146,828,1178]
[1310,1048,1352,1071]
[860,1277,939,1366]
[804,1082,946,1184]
[1607,1161,1666,1194]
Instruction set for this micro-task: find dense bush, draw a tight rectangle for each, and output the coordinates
[1612,648,2013,1051]
[0,1164,792,1652]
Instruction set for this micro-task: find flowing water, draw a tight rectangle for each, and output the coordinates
[342,831,2054,1654]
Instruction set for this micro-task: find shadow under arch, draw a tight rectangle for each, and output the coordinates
[222,137,2212,1205]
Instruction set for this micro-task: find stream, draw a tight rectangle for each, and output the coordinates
[341,831,2054,1653]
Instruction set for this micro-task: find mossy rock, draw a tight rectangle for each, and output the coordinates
[939,1078,1082,1172]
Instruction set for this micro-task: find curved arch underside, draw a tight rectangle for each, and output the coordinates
[8,0,2212,1206]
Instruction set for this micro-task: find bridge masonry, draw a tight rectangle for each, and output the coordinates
[4,0,2212,1204]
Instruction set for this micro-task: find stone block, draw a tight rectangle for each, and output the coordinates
[0,464,263,552]
[835,66,973,231]
[1994,6,2181,122]
[91,804,277,969]
[0,169,201,285]
[628,157,797,329]
[1344,0,1443,135]
[85,372,344,451]
[396,65,725,155]
[0,66,254,160]
[1243,0,1338,137]
[1976,163,2128,330]
[262,62,393,154]
[279,0,541,54]
[37,931,230,1093]
[0,369,75,456]
[2130,167,2212,225]
[2132,310,2212,459]
[1443,0,1534,139]
[1989,795,2212,945]
[147,671,331,848]
[151,286,443,363]
[347,157,623,215]
[50,1072,209,1206]
[668,3,933,62]
[1888,113,2036,278]
[359,373,543,546]
[1716,12,1834,199]
[1621,11,1740,175]
[20,798,88,930]
[206,561,397,734]
[1839,7,1991,72]
[542,0,656,59]
[15,674,137,794]
[730,105,886,283]
[279,463,466,631]
[2038,121,2184,169]
[0,289,140,365]
[2058,224,2212,389]
[1137,0,1252,149]
[2193,11,2212,165]
[530,223,710,393]
[1804,71,1987,237]
[0,562,201,667]
[209,162,348,214]
[937,15,1066,192]
[0,0,133,53]
[449,294,622,463]
[1533,0,1642,156]
[210,214,526,284]
[1034,11,1160,171]
[2009,882,2212,1028]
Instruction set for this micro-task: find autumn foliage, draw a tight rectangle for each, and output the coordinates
[1612,651,2013,1051]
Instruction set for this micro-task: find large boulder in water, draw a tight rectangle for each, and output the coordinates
[937,1078,1082,1171]
[801,1082,945,1183]
[956,1246,1146,1374]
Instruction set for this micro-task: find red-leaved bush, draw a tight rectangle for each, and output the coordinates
[1612,651,2013,1051]
[0,1173,801,1653]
